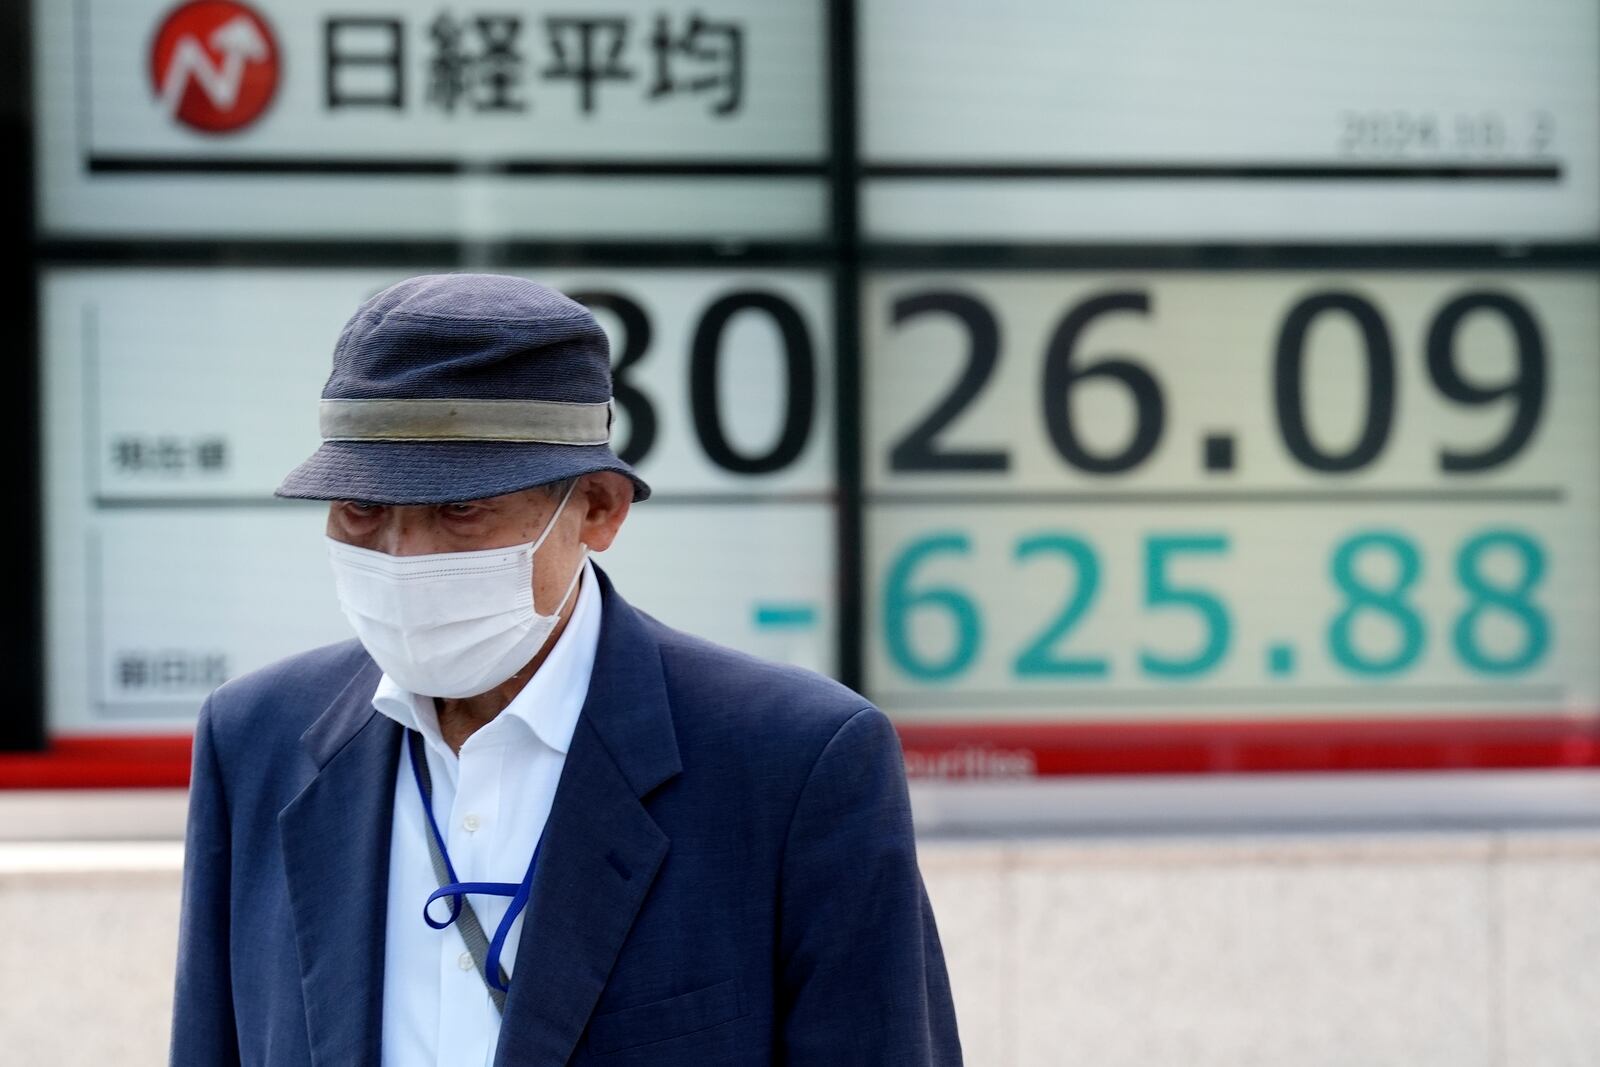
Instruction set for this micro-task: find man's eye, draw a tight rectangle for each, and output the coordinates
[341,501,382,516]
[444,504,478,517]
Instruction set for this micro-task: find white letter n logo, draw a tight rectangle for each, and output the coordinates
[158,15,270,116]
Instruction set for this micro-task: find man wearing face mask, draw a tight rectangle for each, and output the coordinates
[169,274,962,1067]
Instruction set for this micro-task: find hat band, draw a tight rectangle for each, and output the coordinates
[319,397,612,445]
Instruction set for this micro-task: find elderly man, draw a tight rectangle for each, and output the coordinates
[169,274,961,1066]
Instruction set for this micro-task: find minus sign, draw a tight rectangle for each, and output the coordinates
[753,604,818,630]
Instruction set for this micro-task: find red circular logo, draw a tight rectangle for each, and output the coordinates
[149,0,280,134]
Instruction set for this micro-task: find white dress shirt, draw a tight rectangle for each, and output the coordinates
[374,559,602,1067]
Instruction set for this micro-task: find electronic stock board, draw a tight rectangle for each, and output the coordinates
[22,0,1600,779]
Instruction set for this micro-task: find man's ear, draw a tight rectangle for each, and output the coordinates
[577,472,632,552]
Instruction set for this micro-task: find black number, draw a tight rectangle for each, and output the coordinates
[1041,291,1164,474]
[888,292,1008,472]
[688,291,816,475]
[569,290,655,466]
[1274,292,1395,472]
[1426,292,1546,472]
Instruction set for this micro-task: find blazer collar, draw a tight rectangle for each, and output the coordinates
[298,651,384,770]
[560,564,682,797]
[280,653,395,1067]
[493,565,681,1065]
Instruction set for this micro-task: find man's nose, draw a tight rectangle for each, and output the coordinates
[378,509,444,556]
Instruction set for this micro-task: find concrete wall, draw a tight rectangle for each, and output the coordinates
[5,793,1600,1066]
[925,832,1600,1066]
[0,842,183,1065]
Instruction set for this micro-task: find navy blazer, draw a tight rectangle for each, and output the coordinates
[171,567,962,1065]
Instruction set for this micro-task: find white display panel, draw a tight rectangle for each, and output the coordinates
[83,509,353,721]
[34,0,827,238]
[864,272,1600,722]
[43,268,836,732]
[862,0,1600,241]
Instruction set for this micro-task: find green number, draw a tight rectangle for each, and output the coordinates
[1012,534,1108,678]
[1141,535,1231,678]
[882,533,981,681]
[1328,531,1425,676]
[1453,530,1549,674]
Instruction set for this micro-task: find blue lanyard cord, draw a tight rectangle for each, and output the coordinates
[406,732,544,994]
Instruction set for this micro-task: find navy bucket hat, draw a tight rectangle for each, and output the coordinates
[277,274,650,505]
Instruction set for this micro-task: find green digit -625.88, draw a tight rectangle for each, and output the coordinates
[881,528,1550,684]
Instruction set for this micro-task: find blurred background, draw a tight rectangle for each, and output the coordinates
[4,0,1600,1063]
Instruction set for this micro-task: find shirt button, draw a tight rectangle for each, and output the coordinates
[458,951,474,972]
[462,814,481,833]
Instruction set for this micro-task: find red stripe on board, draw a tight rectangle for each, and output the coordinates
[0,736,194,789]
[3,716,1600,787]
[895,716,1600,778]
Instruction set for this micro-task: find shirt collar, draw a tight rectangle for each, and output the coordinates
[371,557,603,756]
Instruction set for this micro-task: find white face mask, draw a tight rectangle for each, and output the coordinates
[327,481,586,698]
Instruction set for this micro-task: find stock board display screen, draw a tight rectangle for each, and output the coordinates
[23,0,1600,779]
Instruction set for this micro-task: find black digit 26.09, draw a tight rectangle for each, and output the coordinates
[885,284,1547,479]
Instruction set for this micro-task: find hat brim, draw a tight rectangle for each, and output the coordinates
[275,440,651,505]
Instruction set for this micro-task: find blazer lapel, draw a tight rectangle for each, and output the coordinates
[494,570,682,1066]
[278,657,399,1067]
